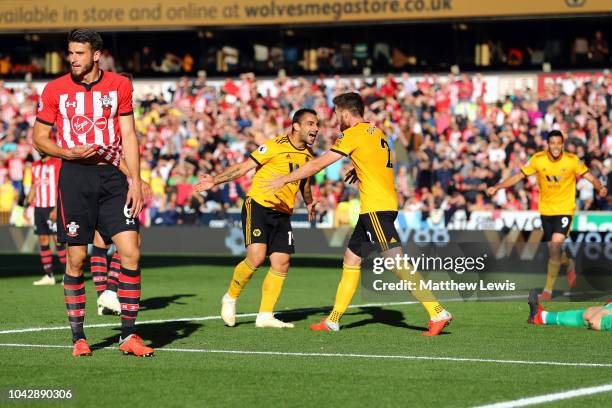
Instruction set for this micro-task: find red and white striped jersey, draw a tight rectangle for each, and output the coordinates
[8,158,24,181]
[36,70,132,165]
[31,158,61,208]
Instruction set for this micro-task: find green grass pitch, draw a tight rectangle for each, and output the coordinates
[0,255,610,407]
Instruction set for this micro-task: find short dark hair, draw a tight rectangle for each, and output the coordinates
[332,92,365,117]
[292,108,317,124]
[547,130,564,141]
[67,29,103,52]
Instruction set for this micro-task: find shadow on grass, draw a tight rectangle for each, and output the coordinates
[139,294,197,311]
[91,321,203,350]
[238,305,440,334]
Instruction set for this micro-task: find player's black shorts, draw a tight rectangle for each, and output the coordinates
[541,215,573,242]
[33,207,56,236]
[241,197,294,255]
[348,211,401,257]
[57,161,139,245]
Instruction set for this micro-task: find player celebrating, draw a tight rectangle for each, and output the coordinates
[194,109,319,328]
[33,29,153,357]
[263,93,452,336]
[28,153,66,285]
[488,130,607,301]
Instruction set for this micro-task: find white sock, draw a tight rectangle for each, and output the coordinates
[541,310,549,324]
[223,293,236,303]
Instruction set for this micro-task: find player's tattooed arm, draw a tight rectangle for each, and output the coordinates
[215,166,246,184]
[195,159,258,193]
[262,150,343,194]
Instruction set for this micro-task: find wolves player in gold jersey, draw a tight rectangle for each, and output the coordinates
[194,109,318,328]
[488,130,607,301]
[264,93,452,336]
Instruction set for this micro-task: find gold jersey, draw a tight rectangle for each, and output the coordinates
[521,151,588,216]
[248,135,314,214]
[331,122,398,214]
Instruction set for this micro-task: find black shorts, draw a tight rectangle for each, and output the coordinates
[33,207,56,236]
[57,161,139,245]
[242,197,294,255]
[348,211,401,257]
[541,215,573,242]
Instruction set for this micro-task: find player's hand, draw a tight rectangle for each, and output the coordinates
[260,175,286,195]
[344,168,358,184]
[599,187,608,198]
[486,186,497,197]
[49,208,57,223]
[63,145,98,160]
[140,179,152,201]
[126,181,144,218]
[194,174,215,193]
[307,200,318,222]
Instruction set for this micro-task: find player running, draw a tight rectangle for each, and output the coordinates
[33,29,152,357]
[528,290,612,332]
[28,154,66,285]
[194,109,319,328]
[263,92,452,336]
[488,130,607,300]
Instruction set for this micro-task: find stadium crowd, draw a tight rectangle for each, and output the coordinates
[0,70,611,227]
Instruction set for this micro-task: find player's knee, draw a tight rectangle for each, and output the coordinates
[248,253,266,268]
[67,255,86,274]
[39,235,50,246]
[343,249,361,267]
[271,259,290,274]
[119,246,140,265]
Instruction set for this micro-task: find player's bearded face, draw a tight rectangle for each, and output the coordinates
[336,109,350,131]
[68,42,98,78]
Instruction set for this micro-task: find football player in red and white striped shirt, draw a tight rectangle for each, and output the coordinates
[33,29,152,357]
[28,154,66,285]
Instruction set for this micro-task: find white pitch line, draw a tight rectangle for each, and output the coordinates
[473,383,612,408]
[0,294,526,335]
[0,343,611,368]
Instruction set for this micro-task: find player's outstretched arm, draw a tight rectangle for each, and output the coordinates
[582,172,608,198]
[487,171,526,197]
[194,158,258,193]
[33,122,97,160]
[262,150,343,194]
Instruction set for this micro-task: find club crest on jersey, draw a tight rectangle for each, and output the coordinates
[66,222,80,237]
[71,115,107,135]
[100,94,113,110]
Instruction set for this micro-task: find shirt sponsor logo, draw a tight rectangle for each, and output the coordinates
[71,115,108,135]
